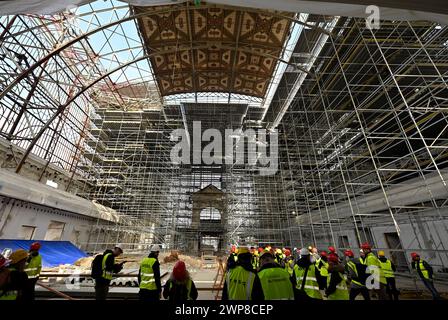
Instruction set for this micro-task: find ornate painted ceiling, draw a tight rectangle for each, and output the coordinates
[133,2,293,98]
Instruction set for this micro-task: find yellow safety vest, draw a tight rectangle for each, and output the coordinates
[293,264,322,299]
[140,257,157,290]
[418,261,429,279]
[258,267,294,300]
[226,266,255,300]
[346,260,364,287]
[316,258,329,277]
[101,253,114,280]
[363,253,387,285]
[168,278,192,300]
[25,254,42,279]
[379,259,394,278]
[285,259,294,276]
[327,272,349,300]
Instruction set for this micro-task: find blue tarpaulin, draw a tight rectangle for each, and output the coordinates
[0,240,87,267]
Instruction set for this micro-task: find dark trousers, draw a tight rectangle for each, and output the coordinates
[371,283,389,300]
[349,286,370,300]
[385,277,399,300]
[139,289,160,301]
[95,281,110,300]
[22,278,38,301]
[421,278,441,300]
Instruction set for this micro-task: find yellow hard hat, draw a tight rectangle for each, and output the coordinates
[237,247,250,255]
[9,249,28,264]
[378,250,385,256]
[276,248,282,254]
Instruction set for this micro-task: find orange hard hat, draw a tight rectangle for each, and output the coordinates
[284,249,291,257]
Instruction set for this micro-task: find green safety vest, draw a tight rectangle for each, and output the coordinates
[316,258,329,277]
[0,267,18,300]
[418,261,429,279]
[258,267,294,300]
[285,259,294,276]
[169,278,192,300]
[102,253,114,280]
[327,272,349,300]
[226,266,255,300]
[363,253,387,285]
[379,259,394,278]
[25,254,42,279]
[346,260,364,287]
[293,264,322,299]
[140,257,157,290]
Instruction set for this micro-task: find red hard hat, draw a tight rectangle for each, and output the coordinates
[173,260,187,281]
[361,242,371,250]
[258,247,263,253]
[411,252,420,259]
[284,249,291,257]
[328,246,336,253]
[344,250,354,257]
[320,251,327,257]
[328,253,339,264]
[30,242,41,251]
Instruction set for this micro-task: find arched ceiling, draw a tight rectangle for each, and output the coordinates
[133,3,293,98]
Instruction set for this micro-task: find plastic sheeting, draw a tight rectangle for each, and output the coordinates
[0,240,87,268]
[0,0,447,23]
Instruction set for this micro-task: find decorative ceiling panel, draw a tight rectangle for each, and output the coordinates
[133,2,293,98]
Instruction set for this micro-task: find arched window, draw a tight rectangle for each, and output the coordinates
[200,207,221,220]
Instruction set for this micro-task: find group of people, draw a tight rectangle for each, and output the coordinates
[0,242,42,300]
[1,242,442,301]
[224,243,443,300]
[93,244,198,301]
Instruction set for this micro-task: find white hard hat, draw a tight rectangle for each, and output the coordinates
[150,244,161,252]
[114,244,123,252]
[300,248,310,256]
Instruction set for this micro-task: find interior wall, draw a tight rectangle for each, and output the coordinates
[0,196,95,249]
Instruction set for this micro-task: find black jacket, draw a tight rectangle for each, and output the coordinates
[138,252,161,292]
[163,276,198,301]
[325,264,345,296]
[222,263,263,301]
[97,250,123,285]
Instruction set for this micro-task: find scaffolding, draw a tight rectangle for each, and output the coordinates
[0,1,447,271]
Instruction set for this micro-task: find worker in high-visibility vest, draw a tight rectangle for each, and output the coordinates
[315,251,329,291]
[283,249,294,276]
[325,253,349,300]
[291,248,323,300]
[411,252,441,300]
[226,245,238,271]
[344,249,370,300]
[222,247,263,300]
[0,250,28,300]
[378,250,399,300]
[23,242,42,301]
[257,251,294,300]
[139,244,162,301]
[360,243,388,300]
[95,245,124,300]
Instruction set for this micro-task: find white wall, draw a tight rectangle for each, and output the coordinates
[0,196,95,249]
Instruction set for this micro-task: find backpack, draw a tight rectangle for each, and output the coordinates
[91,254,103,279]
